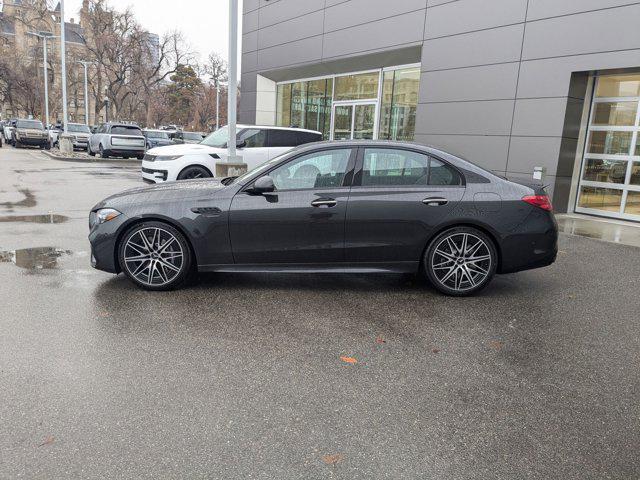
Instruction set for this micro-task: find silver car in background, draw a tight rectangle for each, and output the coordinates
[88,123,146,159]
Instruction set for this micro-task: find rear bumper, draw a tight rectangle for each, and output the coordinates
[499,211,558,274]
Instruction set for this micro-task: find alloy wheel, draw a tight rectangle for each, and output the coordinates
[430,232,492,293]
[123,227,184,287]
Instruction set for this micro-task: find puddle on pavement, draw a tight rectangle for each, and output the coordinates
[0,213,69,224]
[0,188,37,209]
[0,247,72,269]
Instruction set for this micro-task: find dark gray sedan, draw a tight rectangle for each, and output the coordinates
[88,141,558,296]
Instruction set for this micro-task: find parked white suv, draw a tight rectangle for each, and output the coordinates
[141,125,322,183]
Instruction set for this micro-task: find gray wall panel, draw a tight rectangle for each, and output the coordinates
[259,0,323,28]
[418,63,519,102]
[243,0,259,14]
[258,11,324,49]
[242,51,258,73]
[522,4,640,60]
[322,11,425,59]
[424,0,527,39]
[421,24,524,71]
[527,0,640,21]
[244,9,259,34]
[507,136,578,177]
[511,97,583,139]
[324,0,426,32]
[257,36,324,71]
[416,100,515,135]
[242,30,258,54]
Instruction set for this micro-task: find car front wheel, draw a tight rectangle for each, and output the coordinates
[177,166,211,180]
[424,226,497,296]
[118,222,192,291]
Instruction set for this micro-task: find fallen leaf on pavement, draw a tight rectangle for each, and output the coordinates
[375,336,386,344]
[322,453,344,465]
[490,340,504,350]
[340,356,358,364]
[432,348,440,354]
[38,436,54,447]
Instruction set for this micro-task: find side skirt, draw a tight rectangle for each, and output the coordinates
[198,261,419,274]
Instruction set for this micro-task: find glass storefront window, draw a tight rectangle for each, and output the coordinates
[276,79,333,139]
[630,163,640,185]
[592,102,637,126]
[578,187,623,212]
[276,83,292,128]
[290,82,306,128]
[595,74,640,97]
[334,72,379,101]
[587,131,632,155]
[582,159,628,184]
[624,192,640,215]
[378,68,420,141]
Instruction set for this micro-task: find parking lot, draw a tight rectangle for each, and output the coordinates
[0,146,639,479]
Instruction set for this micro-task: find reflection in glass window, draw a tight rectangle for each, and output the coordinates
[624,192,640,215]
[270,149,351,191]
[578,187,623,212]
[276,84,292,128]
[362,148,461,186]
[334,72,379,101]
[595,74,640,97]
[276,79,332,139]
[630,162,640,185]
[582,159,628,184]
[592,102,637,126]
[587,131,632,155]
[378,68,420,141]
[291,82,306,128]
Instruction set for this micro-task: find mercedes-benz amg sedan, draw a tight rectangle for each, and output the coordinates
[89,141,558,296]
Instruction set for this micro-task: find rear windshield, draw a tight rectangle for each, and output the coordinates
[111,126,142,136]
[17,120,44,130]
[145,131,169,139]
[183,132,203,141]
[68,124,91,133]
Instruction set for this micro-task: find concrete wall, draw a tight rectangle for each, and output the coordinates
[241,0,640,211]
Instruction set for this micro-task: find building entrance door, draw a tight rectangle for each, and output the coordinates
[330,102,377,140]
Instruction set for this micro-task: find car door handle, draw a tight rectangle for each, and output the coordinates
[422,197,449,206]
[311,199,337,208]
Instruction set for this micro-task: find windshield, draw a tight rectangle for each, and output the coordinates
[200,126,229,147]
[68,124,91,133]
[145,131,169,139]
[17,120,44,130]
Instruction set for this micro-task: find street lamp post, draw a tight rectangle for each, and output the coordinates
[227,0,238,161]
[59,0,69,133]
[27,32,58,126]
[77,61,95,126]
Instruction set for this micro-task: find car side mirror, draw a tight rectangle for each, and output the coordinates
[252,176,275,194]
[236,140,247,149]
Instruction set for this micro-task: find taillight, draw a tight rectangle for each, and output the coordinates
[522,195,553,212]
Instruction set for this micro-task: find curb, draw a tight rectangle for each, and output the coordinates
[40,150,141,166]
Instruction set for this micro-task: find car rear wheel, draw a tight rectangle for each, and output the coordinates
[118,222,192,291]
[424,226,497,296]
[177,166,211,180]
[88,144,95,156]
[98,145,109,159]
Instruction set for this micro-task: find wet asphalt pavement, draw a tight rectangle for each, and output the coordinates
[0,146,638,479]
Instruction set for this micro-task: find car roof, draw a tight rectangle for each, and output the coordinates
[236,124,322,134]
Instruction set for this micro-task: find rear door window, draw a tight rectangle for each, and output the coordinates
[268,129,298,147]
[240,129,267,148]
[297,131,322,145]
[361,148,462,187]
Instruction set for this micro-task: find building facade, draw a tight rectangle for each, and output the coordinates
[240,0,640,222]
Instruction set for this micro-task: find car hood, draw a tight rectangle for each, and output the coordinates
[147,143,225,156]
[93,178,228,211]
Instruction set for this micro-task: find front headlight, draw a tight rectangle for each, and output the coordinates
[90,208,122,228]
[155,155,182,161]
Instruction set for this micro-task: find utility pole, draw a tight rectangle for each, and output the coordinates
[227,0,238,160]
[27,32,58,126]
[77,61,95,125]
[59,0,69,133]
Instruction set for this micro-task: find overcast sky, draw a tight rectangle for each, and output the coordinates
[64,0,243,65]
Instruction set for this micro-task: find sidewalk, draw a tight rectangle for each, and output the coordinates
[556,213,640,248]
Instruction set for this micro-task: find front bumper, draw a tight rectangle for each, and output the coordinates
[16,136,48,146]
[88,214,129,273]
[141,166,168,183]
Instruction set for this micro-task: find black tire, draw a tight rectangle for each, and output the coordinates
[424,226,497,296]
[118,221,193,291]
[98,145,109,159]
[88,144,95,156]
[177,165,211,180]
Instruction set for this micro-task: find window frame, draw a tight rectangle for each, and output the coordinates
[351,146,465,189]
[241,146,358,193]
